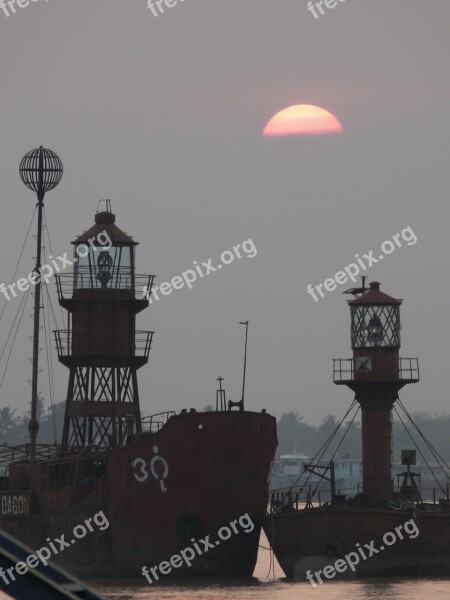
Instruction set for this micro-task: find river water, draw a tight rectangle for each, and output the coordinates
[93,535,449,600]
[1,533,449,599]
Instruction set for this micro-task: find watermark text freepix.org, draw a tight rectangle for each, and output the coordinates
[142,513,255,583]
[307,226,417,302]
[147,0,193,18]
[143,238,257,303]
[0,0,48,18]
[0,230,112,302]
[306,518,419,586]
[307,0,347,20]
[0,510,109,586]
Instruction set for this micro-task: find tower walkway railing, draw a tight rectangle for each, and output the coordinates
[333,357,419,382]
[54,330,154,359]
[55,273,154,299]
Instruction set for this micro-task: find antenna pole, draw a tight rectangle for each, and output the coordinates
[29,187,44,460]
[216,377,225,411]
[239,321,249,410]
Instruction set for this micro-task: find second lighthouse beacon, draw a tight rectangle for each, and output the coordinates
[333,281,419,503]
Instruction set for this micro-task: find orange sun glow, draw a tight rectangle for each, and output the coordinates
[263,104,343,136]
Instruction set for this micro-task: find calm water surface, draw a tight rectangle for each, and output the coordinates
[93,534,450,600]
[1,534,450,599]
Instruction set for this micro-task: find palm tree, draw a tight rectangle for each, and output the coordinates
[277,412,304,456]
[0,407,20,436]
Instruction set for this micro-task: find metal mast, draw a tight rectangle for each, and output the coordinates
[239,321,249,410]
[19,146,63,459]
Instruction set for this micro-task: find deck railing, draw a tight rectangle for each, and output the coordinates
[0,444,61,477]
[268,481,450,514]
[139,411,176,433]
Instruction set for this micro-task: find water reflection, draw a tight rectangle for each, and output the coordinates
[2,536,450,600]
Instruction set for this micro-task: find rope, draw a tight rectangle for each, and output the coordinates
[265,529,276,580]
[0,288,30,391]
[0,206,36,326]
[397,399,450,482]
[284,398,358,497]
[258,544,271,551]
[43,208,65,327]
[310,402,360,498]
[42,286,57,444]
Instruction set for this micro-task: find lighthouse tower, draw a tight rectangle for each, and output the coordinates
[55,202,154,450]
[333,281,419,503]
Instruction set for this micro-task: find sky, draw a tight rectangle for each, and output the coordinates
[0,0,449,431]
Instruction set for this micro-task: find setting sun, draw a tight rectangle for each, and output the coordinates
[263,104,343,136]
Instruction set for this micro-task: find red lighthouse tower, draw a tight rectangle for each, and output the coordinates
[55,201,154,450]
[334,281,419,502]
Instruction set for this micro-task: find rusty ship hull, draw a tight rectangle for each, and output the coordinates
[264,500,450,579]
[1,410,277,578]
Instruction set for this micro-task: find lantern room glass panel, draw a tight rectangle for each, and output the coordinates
[350,305,400,348]
[73,244,135,290]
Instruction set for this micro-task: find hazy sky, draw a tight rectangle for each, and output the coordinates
[0,1,449,432]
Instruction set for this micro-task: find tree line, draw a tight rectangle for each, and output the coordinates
[1,402,449,464]
[276,411,450,462]
[0,398,65,446]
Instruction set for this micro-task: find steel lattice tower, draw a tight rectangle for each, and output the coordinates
[55,204,154,450]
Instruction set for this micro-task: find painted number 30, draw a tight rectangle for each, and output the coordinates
[131,446,169,492]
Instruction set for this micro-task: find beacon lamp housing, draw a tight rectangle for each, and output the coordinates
[333,282,419,384]
[72,210,136,292]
